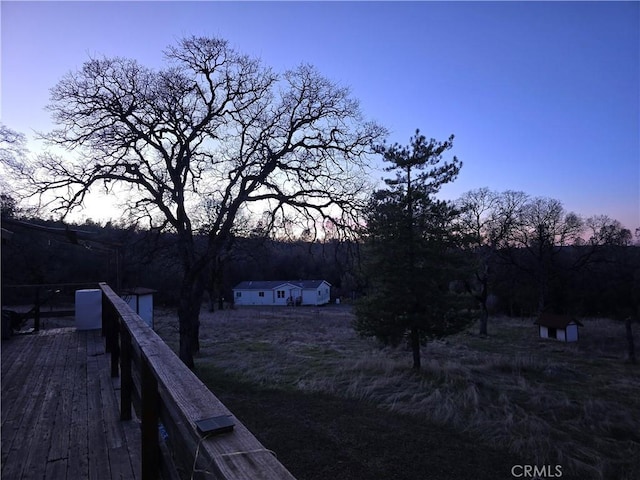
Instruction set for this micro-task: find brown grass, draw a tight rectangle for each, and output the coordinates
[154,306,640,479]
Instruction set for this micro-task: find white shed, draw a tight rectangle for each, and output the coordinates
[535,313,583,342]
[233,280,331,306]
[121,287,156,328]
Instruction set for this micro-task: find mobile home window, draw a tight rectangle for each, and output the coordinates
[277,290,285,298]
[259,291,265,297]
[236,292,242,298]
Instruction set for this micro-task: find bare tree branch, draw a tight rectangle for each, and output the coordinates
[27,36,386,367]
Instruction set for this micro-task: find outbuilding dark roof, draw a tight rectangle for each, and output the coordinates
[535,313,583,328]
[233,280,330,290]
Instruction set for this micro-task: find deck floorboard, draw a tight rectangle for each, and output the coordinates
[1,328,141,480]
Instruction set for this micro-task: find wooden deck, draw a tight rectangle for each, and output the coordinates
[1,327,141,480]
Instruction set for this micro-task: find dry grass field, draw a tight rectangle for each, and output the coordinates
[154,305,640,480]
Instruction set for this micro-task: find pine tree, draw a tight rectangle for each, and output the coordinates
[354,130,473,369]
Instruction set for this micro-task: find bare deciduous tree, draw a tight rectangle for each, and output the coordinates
[456,189,532,333]
[586,215,633,247]
[1,124,30,216]
[501,196,584,313]
[457,188,502,334]
[30,36,386,367]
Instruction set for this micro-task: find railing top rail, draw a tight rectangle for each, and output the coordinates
[98,282,295,480]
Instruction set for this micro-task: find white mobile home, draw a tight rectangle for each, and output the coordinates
[233,280,331,306]
[535,313,583,342]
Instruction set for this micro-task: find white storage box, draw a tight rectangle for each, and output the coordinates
[75,289,102,330]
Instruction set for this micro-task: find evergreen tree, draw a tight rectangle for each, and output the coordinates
[354,130,473,369]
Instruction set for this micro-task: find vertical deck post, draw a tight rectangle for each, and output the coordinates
[102,292,111,346]
[120,323,132,421]
[102,293,120,378]
[34,287,41,332]
[141,355,160,480]
[110,319,120,379]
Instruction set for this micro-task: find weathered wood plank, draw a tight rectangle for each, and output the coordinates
[143,328,293,478]
[2,325,143,480]
[101,371,137,479]
[101,368,124,450]
[67,330,90,480]
[20,330,71,480]
[47,329,78,469]
[0,331,37,401]
[119,412,143,479]
[44,457,68,480]
[87,334,113,480]
[1,332,65,479]
[0,336,34,461]
[100,282,297,480]
[5,283,296,480]
[1,333,47,428]
[1,335,47,478]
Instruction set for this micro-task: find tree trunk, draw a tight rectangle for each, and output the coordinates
[191,315,201,354]
[178,313,195,369]
[478,305,488,336]
[177,271,206,369]
[625,317,636,365]
[476,274,489,336]
[215,262,225,311]
[537,277,547,314]
[208,291,215,313]
[410,326,421,370]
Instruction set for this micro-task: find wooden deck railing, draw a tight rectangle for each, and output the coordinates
[99,282,296,480]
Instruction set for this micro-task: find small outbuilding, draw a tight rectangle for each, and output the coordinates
[120,287,157,328]
[535,313,583,342]
[233,280,331,306]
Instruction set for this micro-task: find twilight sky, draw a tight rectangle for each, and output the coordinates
[1,1,639,230]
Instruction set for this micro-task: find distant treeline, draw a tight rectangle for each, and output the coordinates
[2,216,638,319]
[1,217,358,307]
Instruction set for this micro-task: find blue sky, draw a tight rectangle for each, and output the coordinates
[2,1,639,230]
